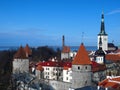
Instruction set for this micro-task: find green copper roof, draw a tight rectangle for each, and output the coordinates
[98,12,107,36]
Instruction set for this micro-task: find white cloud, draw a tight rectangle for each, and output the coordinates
[106,9,120,15]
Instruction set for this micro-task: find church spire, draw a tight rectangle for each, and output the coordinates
[62,35,65,48]
[98,12,107,35]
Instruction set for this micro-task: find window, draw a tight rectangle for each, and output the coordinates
[85,66,87,69]
[78,66,80,70]
[59,73,61,76]
[66,77,68,80]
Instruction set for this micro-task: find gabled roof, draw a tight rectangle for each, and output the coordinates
[14,46,27,59]
[98,76,120,89]
[24,44,32,55]
[106,54,120,61]
[72,43,92,65]
[62,46,70,53]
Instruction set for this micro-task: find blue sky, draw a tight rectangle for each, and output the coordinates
[0,0,120,46]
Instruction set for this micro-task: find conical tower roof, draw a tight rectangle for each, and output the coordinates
[14,46,27,59]
[24,44,32,55]
[72,43,92,65]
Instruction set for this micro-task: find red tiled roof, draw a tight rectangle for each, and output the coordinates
[72,43,92,65]
[99,76,120,89]
[14,46,27,59]
[106,54,120,61]
[91,61,106,72]
[36,61,72,68]
[37,61,61,67]
[24,44,32,55]
[62,46,70,53]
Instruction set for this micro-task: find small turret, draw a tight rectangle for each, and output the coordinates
[95,36,105,64]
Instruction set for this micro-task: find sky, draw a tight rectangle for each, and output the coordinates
[0,0,120,47]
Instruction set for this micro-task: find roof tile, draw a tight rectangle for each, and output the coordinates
[14,46,27,59]
[72,43,92,65]
[62,46,70,53]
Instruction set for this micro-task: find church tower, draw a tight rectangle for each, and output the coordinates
[98,12,108,51]
[71,43,92,89]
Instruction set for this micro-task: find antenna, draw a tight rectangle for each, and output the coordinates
[81,32,84,43]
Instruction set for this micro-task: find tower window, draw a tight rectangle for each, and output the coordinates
[78,66,80,70]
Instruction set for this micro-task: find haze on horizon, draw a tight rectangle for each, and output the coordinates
[0,0,120,47]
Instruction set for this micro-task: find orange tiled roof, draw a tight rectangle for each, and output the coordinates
[14,46,27,59]
[62,46,70,53]
[72,43,92,65]
[24,44,32,55]
[63,67,70,70]
[106,54,120,61]
[99,76,120,89]
[36,65,44,71]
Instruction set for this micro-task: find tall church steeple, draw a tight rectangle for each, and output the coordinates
[98,11,107,35]
[97,12,108,51]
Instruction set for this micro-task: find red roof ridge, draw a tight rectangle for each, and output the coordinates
[72,43,92,65]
